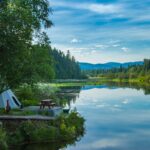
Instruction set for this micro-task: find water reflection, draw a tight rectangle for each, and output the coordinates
[18,83,150,150]
[105,81,150,95]
[15,141,77,150]
[55,86,82,107]
[67,84,150,150]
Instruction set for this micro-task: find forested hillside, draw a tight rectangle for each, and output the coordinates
[83,59,150,82]
[51,48,82,79]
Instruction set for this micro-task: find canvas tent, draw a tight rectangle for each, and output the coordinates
[0,89,22,109]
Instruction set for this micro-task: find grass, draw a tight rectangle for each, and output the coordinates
[90,76,150,84]
[0,109,37,116]
[0,108,56,116]
[49,80,105,87]
[21,99,39,107]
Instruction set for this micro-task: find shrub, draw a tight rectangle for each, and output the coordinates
[52,111,85,141]
[21,99,39,107]
[16,83,59,107]
[14,121,59,143]
[65,111,85,136]
[16,84,37,101]
[37,83,59,98]
[3,112,85,147]
[0,127,8,150]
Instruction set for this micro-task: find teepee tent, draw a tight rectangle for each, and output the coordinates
[0,89,22,109]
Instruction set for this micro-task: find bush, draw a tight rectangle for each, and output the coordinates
[66,112,85,135]
[16,84,37,101]
[11,121,59,143]
[37,83,59,99]
[3,112,85,147]
[21,99,39,107]
[52,111,85,141]
[0,127,8,150]
[16,83,59,107]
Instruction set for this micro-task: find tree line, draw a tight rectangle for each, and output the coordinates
[83,59,150,82]
[0,0,82,92]
[51,48,83,79]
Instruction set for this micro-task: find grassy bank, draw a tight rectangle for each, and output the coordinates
[50,79,106,87]
[93,76,150,84]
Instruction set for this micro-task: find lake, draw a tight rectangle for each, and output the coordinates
[21,83,150,150]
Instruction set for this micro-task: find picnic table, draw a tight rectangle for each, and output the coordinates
[40,99,56,109]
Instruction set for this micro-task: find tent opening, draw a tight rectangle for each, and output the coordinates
[12,96,20,106]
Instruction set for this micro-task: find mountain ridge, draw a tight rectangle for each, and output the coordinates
[79,61,143,70]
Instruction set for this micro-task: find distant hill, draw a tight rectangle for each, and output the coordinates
[79,61,143,70]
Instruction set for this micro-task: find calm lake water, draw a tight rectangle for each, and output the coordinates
[21,83,150,150]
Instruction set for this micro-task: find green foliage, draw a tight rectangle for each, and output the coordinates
[37,83,59,98]
[0,108,37,116]
[51,111,85,141]
[15,121,59,143]
[16,84,37,101]
[21,100,39,107]
[0,0,83,93]
[22,43,55,85]
[65,112,85,135]
[51,49,83,79]
[16,83,59,106]
[0,0,54,92]
[38,110,53,116]
[0,109,6,115]
[4,112,85,147]
[19,110,37,116]
[0,127,8,150]
[84,59,150,83]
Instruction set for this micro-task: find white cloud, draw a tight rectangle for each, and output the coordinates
[130,15,150,22]
[49,0,150,63]
[71,38,80,43]
[95,44,109,49]
[95,40,120,49]
[109,40,121,44]
[122,99,129,104]
[52,1,122,14]
[91,50,97,54]
[114,104,120,108]
[88,4,122,14]
[113,44,120,47]
[92,138,123,149]
[121,47,129,52]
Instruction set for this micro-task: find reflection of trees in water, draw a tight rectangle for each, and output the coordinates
[16,141,75,150]
[105,82,150,95]
[16,135,83,150]
[54,86,82,107]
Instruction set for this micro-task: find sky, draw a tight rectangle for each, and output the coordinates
[47,0,150,63]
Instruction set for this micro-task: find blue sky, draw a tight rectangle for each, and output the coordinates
[47,0,150,63]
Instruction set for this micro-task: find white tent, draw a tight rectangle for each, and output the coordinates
[0,89,22,109]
